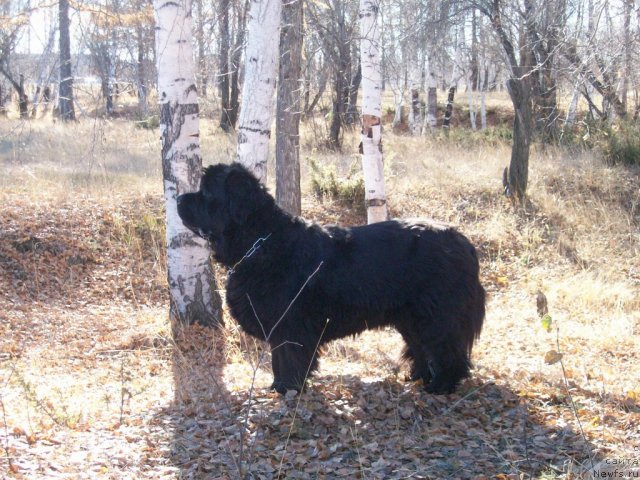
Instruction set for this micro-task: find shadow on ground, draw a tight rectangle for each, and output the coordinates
[161,338,601,479]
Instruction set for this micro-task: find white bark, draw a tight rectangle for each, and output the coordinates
[360,0,387,224]
[236,0,282,183]
[392,91,403,128]
[422,56,437,134]
[155,0,222,326]
[466,76,476,130]
[480,78,487,130]
[564,81,580,131]
[408,83,422,136]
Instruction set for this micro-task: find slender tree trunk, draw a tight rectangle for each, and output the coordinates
[137,26,148,116]
[345,55,361,125]
[59,0,75,121]
[228,2,246,130]
[482,0,533,202]
[622,0,632,113]
[275,0,303,216]
[479,65,487,130]
[359,0,387,224]
[219,0,232,131]
[422,57,437,133]
[304,62,327,116]
[154,0,222,327]
[236,0,282,182]
[470,9,479,92]
[504,79,531,201]
[391,91,403,128]
[442,51,458,134]
[408,85,422,135]
[0,83,6,116]
[329,41,350,149]
[194,0,208,97]
[466,76,476,130]
[17,74,28,118]
[442,86,455,134]
[564,81,580,132]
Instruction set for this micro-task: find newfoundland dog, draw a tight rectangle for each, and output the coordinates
[177,163,485,394]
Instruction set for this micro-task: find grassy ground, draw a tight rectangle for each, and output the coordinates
[0,110,639,479]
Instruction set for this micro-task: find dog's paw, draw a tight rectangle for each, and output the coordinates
[424,379,457,395]
[271,380,302,396]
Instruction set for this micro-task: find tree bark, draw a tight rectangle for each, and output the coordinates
[422,57,437,133]
[505,78,531,201]
[442,86,455,134]
[219,0,232,131]
[328,39,350,149]
[154,0,223,327]
[275,0,303,216]
[478,0,534,202]
[236,0,282,182]
[58,0,76,121]
[137,25,148,116]
[359,0,387,224]
[228,0,247,130]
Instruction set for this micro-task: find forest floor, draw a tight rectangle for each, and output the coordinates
[0,118,639,479]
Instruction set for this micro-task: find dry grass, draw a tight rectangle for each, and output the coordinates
[1,113,639,479]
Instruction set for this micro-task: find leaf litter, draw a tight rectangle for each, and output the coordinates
[1,188,639,479]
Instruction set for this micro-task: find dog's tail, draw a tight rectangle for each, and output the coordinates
[464,246,486,358]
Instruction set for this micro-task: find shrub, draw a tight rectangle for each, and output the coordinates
[600,122,640,166]
[308,157,365,208]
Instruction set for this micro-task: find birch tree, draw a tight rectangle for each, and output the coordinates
[59,0,76,121]
[359,0,387,224]
[155,0,222,326]
[236,0,282,182]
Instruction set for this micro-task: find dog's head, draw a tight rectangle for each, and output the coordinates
[177,163,273,251]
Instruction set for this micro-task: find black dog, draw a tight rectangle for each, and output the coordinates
[177,163,485,394]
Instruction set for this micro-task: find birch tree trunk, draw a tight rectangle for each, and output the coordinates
[442,50,459,135]
[218,0,232,131]
[155,0,222,327]
[275,0,303,216]
[422,57,437,134]
[236,0,282,183]
[359,0,387,224]
[59,0,76,122]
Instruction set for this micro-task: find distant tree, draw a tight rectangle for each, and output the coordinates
[0,6,29,118]
[85,4,118,116]
[236,0,282,181]
[307,0,359,149]
[154,0,222,326]
[473,0,537,201]
[59,0,76,121]
[275,0,303,216]
[359,0,387,224]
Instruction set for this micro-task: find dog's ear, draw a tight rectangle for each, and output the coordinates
[225,168,259,224]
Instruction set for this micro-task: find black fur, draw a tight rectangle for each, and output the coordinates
[177,163,485,394]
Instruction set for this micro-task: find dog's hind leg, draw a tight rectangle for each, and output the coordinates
[419,328,471,394]
[396,320,432,384]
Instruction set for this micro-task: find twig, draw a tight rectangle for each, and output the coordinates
[521,398,534,479]
[1,365,16,474]
[237,261,324,476]
[555,326,595,471]
[0,395,14,472]
[266,261,324,342]
[440,381,494,415]
[277,317,330,477]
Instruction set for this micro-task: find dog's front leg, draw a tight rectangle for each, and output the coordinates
[269,340,318,394]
